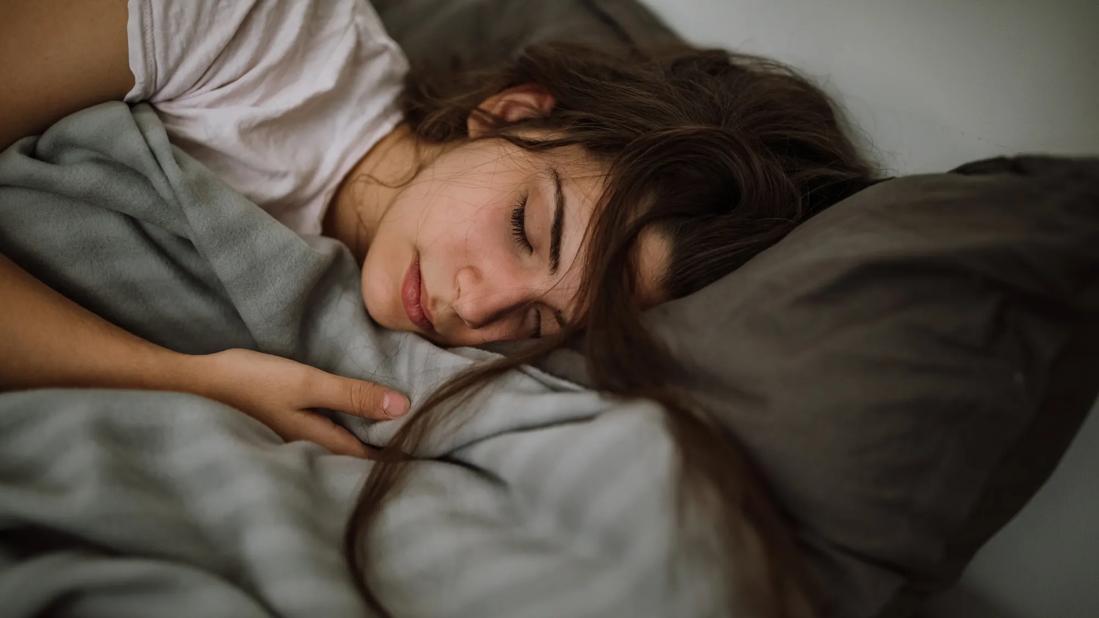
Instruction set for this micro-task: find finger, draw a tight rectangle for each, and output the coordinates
[281,411,372,458]
[306,370,411,421]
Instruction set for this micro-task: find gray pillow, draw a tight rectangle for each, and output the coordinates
[544,156,1099,617]
[372,0,682,67]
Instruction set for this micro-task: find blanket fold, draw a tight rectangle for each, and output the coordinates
[0,103,708,617]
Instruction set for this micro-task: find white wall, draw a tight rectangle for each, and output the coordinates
[640,0,1099,175]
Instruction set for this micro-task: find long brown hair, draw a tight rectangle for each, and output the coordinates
[345,40,879,616]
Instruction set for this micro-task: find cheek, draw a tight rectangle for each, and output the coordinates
[359,226,405,328]
[421,196,511,260]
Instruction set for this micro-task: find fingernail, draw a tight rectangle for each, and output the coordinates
[382,392,410,418]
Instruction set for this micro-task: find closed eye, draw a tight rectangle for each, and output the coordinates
[510,192,533,254]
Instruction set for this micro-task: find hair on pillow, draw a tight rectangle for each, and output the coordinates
[543,155,1099,617]
[371,3,1099,616]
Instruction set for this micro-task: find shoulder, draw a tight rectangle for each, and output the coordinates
[134,0,409,235]
[128,0,406,103]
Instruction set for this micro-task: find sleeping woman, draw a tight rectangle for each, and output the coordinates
[1,1,881,616]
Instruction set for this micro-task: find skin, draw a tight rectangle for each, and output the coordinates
[323,84,670,347]
[2,6,677,454]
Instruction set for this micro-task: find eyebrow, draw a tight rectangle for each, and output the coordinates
[547,165,569,331]
[548,164,566,276]
[553,308,566,329]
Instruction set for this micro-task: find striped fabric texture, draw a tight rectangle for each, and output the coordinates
[0,103,727,617]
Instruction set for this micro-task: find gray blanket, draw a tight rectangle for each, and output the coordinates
[0,103,717,617]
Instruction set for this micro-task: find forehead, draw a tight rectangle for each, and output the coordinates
[536,145,606,202]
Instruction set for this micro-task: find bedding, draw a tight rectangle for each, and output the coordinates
[370,1,1099,615]
[3,1,1096,615]
[371,0,682,67]
[0,102,721,617]
[536,155,1099,617]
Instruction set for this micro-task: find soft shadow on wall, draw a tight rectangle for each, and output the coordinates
[639,0,1099,175]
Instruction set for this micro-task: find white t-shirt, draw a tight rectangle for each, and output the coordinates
[123,0,409,236]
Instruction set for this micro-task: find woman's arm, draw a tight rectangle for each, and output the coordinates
[0,254,194,393]
[0,0,133,151]
[0,254,410,457]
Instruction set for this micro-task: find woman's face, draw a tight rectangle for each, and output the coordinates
[360,136,668,347]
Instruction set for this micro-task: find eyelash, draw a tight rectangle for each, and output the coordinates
[510,192,533,254]
[530,307,542,339]
[509,192,542,338]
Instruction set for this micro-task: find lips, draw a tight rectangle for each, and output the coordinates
[401,254,435,333]
[419,274,436,326]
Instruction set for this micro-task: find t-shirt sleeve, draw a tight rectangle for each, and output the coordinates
[118,0,410,236]
[124,0,259,103]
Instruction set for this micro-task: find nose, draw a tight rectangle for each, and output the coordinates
[453,264,532,329]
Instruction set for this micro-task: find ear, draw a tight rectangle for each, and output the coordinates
[467,83,556,138]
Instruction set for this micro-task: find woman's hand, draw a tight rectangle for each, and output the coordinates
[1,256,403,459]
[190,348,410,458]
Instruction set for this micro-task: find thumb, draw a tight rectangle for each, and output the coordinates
[307,369,411,421]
